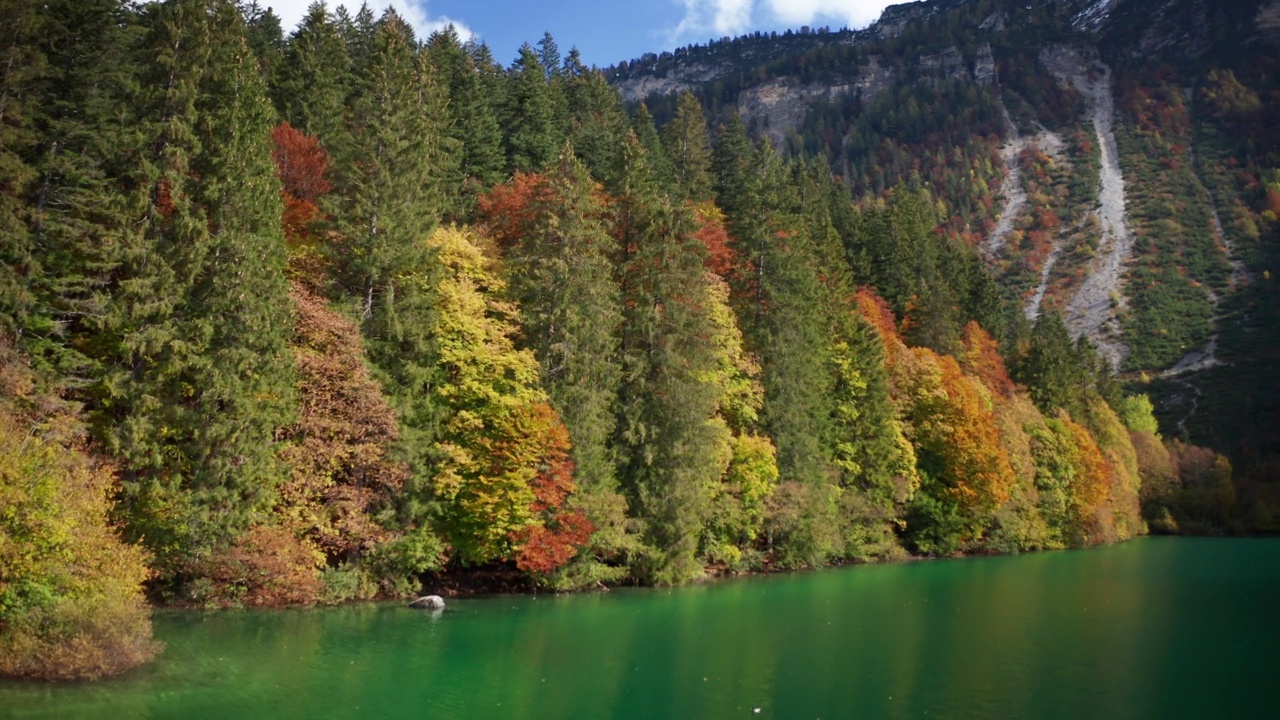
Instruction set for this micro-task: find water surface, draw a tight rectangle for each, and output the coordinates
[3,537,1278,719]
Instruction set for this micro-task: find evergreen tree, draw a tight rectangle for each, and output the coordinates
[240,0,284,77]
[99,0,297,578]
[613,135,725,584]
[505,147,628,581]
[272,2,351,149]
[327,12,454,549]
[564,58,630,189]
[1018,311,1083,415]
[713,125,842,566]
[502,45,561,173]
[662,91,715,202]
[0,0,42,338]
[630,103,675,191]
[426,26,503,212]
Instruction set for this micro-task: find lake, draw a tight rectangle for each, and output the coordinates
[3,537,1278,719]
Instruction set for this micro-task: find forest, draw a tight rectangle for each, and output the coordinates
[0,0,1256,681]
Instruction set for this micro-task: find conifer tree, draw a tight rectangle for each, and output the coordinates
[504,147,628,581]
[272,3,351,148]
[502,45,562,173]
[426,26,503,211]
[0,0,42,339]
[663,91,715,202]
[564,59,631,189]
[1018,311,1084,415]
[100,0,296,576]
[713,126,843,566]
[327,11,454,546]
[613,135,725,584]
[241,0,285,77]
[630,103,675,191]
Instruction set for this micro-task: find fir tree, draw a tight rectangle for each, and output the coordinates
[502,45,561,173]
[100,0,297,577]
[662,91,715,202]
[613,135,725,584]
[630,103,675,191]
[272,2,351,149]
[426,26,503,212]
[327,11,454,541]
[505,147,628,581]
[564,58,631,189]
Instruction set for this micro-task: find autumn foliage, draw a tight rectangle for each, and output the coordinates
[691,201,737,279]
[475,171,551,248]
[278,283,408,562]
[960,321,1015,398]
[273,122,332,279]
[0,344,157,680]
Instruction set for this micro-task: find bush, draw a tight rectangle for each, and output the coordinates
[0,397,157,680]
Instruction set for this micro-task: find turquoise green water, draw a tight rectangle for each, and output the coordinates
[3,537,1279,719]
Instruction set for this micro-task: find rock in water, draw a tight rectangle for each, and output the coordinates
[409,595,446,610]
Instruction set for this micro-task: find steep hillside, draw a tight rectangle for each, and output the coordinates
[608,0,1280,465]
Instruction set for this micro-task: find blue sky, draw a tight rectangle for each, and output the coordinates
[263,1,913,68]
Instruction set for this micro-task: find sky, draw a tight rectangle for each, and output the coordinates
[261,0,915,68]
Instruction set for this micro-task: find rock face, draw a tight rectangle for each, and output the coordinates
[1040,44,1133,371]
[614,62,725,103]
[409,595,446,610]
[918,46,967,83]
[736,58,896,150]
[973,44,998,86]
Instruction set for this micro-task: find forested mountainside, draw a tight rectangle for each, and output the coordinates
[609,0,1280,468]
[0,0,1265,680]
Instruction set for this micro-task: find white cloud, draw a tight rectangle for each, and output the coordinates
[672,0,754,40]
[670,0,912,43]
[763,0,904,29]
[264,0,474,42]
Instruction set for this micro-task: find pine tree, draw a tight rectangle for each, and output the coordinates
[564,56,631,190]
[327,11,454,541]
[713,126,842,566]
[271,2,351,149]
[1017,310,1087,416]
[613,135,726,584]
[502,44,561,173]
[99,0,297,577]
[662,91,715,202]
[503,147,628,581]
[241,0,284,78]
[426,26,503,213]
[0,0,42,339]
[630,103,675,191]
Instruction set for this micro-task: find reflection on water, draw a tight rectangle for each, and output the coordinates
[2,537,1278,720]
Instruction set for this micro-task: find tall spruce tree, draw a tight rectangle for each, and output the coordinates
[426,26,503,214]
[662,91,715,202]
[713,125,842,566]
[0,0,136,378]
[0,0,42,339]
[564,56,631,189]
[795,161,917,558]
[613,135,725,584]
[272,3,351,149]
[506,147,628,581]
[630,103,675,192]
[502,45,561,173]
[101,0,296,578]
[327,12,454,552]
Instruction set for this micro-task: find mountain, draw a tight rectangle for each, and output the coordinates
[608,0,1280,464]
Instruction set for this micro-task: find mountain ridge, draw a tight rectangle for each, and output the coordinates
[607,0,1280,459]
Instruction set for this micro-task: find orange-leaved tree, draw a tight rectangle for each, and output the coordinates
[426,226,592,573]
